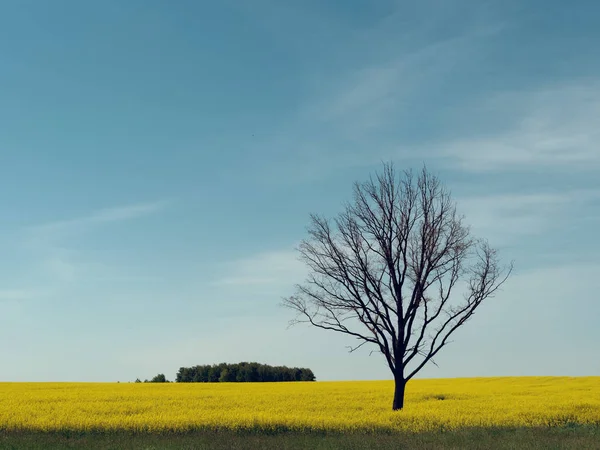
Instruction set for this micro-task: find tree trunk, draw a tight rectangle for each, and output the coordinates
[392,376,406,410]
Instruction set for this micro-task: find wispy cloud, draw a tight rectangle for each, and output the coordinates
[0,289,39,302]
[21,200,170,285]
[212,249,306,289]
[458,189,600,244]
[433,81,600,171]
[28,200,170,235]
[306,30,501,139]
[248,19,506,183]
[311,76,600,175]
[42,252,79,283]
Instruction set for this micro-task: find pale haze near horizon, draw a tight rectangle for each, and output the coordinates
[1,0,599,382]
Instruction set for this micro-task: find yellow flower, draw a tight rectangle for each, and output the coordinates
[0,377,598,433]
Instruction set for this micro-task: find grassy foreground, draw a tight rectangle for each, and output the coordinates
[1,427,600,450]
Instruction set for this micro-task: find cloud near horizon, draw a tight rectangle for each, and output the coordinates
[212,249,306,289]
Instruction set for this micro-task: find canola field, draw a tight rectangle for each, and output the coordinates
[1,377,599,434]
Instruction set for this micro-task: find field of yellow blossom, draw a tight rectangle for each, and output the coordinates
[1,377,599,435]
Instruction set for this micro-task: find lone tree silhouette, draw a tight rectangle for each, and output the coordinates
[284,164,512,410]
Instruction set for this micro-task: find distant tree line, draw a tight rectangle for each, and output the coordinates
[175,362,316,382]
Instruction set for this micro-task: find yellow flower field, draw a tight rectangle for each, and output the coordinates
[1,377,599,434]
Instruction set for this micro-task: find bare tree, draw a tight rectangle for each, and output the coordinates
[283,164,512,410]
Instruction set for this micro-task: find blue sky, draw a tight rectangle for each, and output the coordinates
[1,0,599,382]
